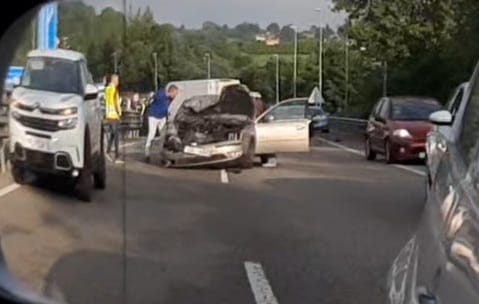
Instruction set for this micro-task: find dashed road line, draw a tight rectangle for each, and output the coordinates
[220,169,229,184]
[0,183,20,197]
[244,261,279,304]
[315,137,426,177]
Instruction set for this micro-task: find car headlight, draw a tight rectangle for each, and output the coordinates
[58,117,78,129]
[393,129,412,139]
[10,100,20,110]
[56,107,78,116]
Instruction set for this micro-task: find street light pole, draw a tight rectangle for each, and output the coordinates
[291,25,298,98]
[113,51,118,74]
[383,61,388,97]
[153,52,158,91]
[274,54,280,103]
[314,8,323,95]
[205,53,211,79]
[345,35,350,113]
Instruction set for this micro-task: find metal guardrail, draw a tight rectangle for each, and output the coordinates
[328,116,367,134]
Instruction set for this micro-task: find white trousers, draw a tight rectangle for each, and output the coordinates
[145,116,166,157]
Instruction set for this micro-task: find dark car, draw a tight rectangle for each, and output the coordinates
[386,63,479,304]
[308,106,329,134]
[365,97,441,163]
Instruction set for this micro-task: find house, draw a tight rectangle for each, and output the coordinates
[255,34,266,42]
[302,31,316,39]
[265,38,280,46]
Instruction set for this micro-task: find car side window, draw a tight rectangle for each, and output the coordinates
[448,87,464,121]
[371,99,383,119]
[79,60,93,87]
[459,75,479,166]
[262,100,307,123]
[379,100,390,119]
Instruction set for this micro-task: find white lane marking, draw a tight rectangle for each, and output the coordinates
[314,137,363,156]
[244,262,279,304]
[393,164,426,176]
[220,169,229,184]
[315,137,426,177]
[0,183,20,197]
[120,141,142,149]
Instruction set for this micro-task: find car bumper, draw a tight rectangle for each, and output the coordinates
[390,138,426,161]
[9,118,84,170]
[164,141,245,168]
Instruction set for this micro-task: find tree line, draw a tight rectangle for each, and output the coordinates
[11,0,479,116]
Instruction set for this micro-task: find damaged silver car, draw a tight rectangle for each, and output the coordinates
[160,80,312,168]
[161,84,256,168]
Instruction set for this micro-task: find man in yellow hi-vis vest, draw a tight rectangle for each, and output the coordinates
[105,74,123,163]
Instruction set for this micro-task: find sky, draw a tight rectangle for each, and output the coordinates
[82,0,347,30]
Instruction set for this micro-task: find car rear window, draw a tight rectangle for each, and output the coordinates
[391,100,441,121]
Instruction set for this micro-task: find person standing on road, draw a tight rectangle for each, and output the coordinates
[144,85,178,163]
[105,74,123,164]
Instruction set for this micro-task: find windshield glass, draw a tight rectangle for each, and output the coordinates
[20,57,81,94]
[391,100,441,121]
[269,105,305,120]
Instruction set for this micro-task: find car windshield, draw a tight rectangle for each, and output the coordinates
[20,56,81,94]
[391,101,441,121]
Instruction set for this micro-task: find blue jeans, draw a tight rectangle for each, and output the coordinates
[107,120,120,159]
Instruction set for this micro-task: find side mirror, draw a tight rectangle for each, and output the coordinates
[85,83,99,100]
[429,110,452,126]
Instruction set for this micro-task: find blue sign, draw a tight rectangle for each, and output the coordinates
[37,3,58,49]
[5,66,24,85]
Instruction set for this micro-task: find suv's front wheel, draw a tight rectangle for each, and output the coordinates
[11,164,26,184]
[94,128,106,190]
[76,133,93,202]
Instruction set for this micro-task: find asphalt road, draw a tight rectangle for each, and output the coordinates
[0,137,425,304]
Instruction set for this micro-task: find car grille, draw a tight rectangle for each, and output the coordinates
[25,149,54,170]
[16,114,60,132]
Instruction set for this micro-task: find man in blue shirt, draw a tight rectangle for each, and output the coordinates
[145,85,178,163]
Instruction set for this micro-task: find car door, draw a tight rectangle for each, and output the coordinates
[427,84,466,186]
[255,99,310,154]
[79,60,101,154]
[367,98,385,151]
[412,72,479,304]
[376,99,392,152]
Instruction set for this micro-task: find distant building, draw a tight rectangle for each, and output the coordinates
[255,31,280,46]
[302,31,316,39]
[265,38,280,46]
[255,34,266,42]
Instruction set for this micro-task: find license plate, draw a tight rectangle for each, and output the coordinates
[26,136,49,151]
[184,146,213,157]
[419,152,426,159]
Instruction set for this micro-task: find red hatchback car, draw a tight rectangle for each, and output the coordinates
[365,96,441,163]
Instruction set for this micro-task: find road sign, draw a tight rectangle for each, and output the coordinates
[37,3,58,49]
[5,66,24,85]
[308,87,325,106]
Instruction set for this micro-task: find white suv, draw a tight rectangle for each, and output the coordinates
[9,49,106,201]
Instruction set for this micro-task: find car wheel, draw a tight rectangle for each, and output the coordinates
[94,128,106,190]
[385,140,395,164]
[76,134,93,202]
[365,137,376,161]
[11,163,26,184]
[239,139,255,169]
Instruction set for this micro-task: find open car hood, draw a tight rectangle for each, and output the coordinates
[164,85,254,158]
